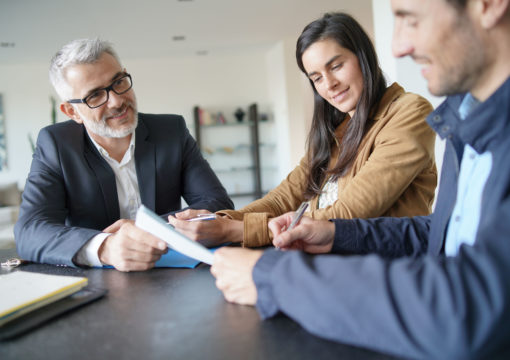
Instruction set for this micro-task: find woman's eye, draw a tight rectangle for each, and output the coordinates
[312,76,322,83]
[332,63,343,70]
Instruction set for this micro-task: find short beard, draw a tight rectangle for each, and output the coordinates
[78,101,138,138]
[433,53,484,97]
[431,15,485,97]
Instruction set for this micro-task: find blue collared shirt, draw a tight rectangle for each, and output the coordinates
[444,94,492,256]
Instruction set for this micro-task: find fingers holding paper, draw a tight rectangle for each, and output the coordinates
[99,220,168,272]
[269,214,335,254]
[210,247,263,306]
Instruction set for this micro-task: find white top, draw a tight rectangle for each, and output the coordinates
[318,176,339,209]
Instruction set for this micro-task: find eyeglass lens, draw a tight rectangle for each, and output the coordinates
[85,75,132,108]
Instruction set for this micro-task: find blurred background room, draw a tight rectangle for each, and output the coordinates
[0,0,445,249]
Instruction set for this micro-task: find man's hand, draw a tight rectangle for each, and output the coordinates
[99,219,168,272]
[269,213,335,254]
[210,247,263,306]
[168,209,243,247]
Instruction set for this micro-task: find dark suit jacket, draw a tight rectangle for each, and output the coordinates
[15,113,233,266]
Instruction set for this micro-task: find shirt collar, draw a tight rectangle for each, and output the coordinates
[458,93,480,120]
[427,76,510,153]
[372,82,405,121]
[87,131,136,164]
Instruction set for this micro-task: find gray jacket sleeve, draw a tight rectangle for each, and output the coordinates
[253,209,510,359]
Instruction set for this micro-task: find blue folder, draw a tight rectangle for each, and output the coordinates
[152,249,204,268]
[99,247,220,269]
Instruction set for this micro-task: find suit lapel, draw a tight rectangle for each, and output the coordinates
[83,130,120,224]
[135,116,156,211]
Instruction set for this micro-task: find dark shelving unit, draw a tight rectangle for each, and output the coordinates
[193,103,263,200]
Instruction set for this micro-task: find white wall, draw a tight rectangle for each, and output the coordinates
[372,0,445,108]
[0,63,67,188]
[124,48,271,125]
[264,39,313,181]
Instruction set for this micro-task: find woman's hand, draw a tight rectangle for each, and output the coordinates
[168,209,244,247]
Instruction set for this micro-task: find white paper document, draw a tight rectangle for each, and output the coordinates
[135,205,214,265]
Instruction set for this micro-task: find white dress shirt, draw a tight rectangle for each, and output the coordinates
[74,132,141,267]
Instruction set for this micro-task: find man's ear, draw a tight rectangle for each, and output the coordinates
[60,102,83,124]
[476,0,510,29]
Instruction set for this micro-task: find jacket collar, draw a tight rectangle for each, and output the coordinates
[82,128,120,224]
[134,114,156,211]
[373,82,405,121]
[427,76,510,154]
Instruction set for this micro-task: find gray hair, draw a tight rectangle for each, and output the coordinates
[49,38,121,100]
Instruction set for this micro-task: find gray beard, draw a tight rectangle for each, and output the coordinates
[78,104,138,138]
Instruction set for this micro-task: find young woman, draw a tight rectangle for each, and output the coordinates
[169,12,437,247]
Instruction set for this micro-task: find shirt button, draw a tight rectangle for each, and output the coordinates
[469,153,476,160]
[432,115,442,123]
[455,215,461,222]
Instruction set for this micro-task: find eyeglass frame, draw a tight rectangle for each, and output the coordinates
[67,73,133,109]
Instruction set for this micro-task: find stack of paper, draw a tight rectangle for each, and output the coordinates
[0,271,88,326]
[135,205,214,265]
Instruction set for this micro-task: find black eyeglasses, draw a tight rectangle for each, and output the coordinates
[67,73,133,109]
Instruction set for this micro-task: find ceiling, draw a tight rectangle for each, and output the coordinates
[0,0,374,65]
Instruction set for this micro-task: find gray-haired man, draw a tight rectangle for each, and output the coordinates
[15,38,233,271]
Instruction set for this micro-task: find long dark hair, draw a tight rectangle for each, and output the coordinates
[297,13,387,199]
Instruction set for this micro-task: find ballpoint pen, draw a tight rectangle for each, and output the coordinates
[274,202,309,250]
[167,213,217,225]
[186,214,217,222]
[287,202,309,231]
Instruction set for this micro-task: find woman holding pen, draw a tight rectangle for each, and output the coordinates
[169,12,437,247]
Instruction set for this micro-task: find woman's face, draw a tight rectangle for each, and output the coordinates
[302,38,364,117]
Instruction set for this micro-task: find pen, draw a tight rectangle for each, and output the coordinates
[186,214,217,222]
[275,202,309,250]
[287,202,309,231]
